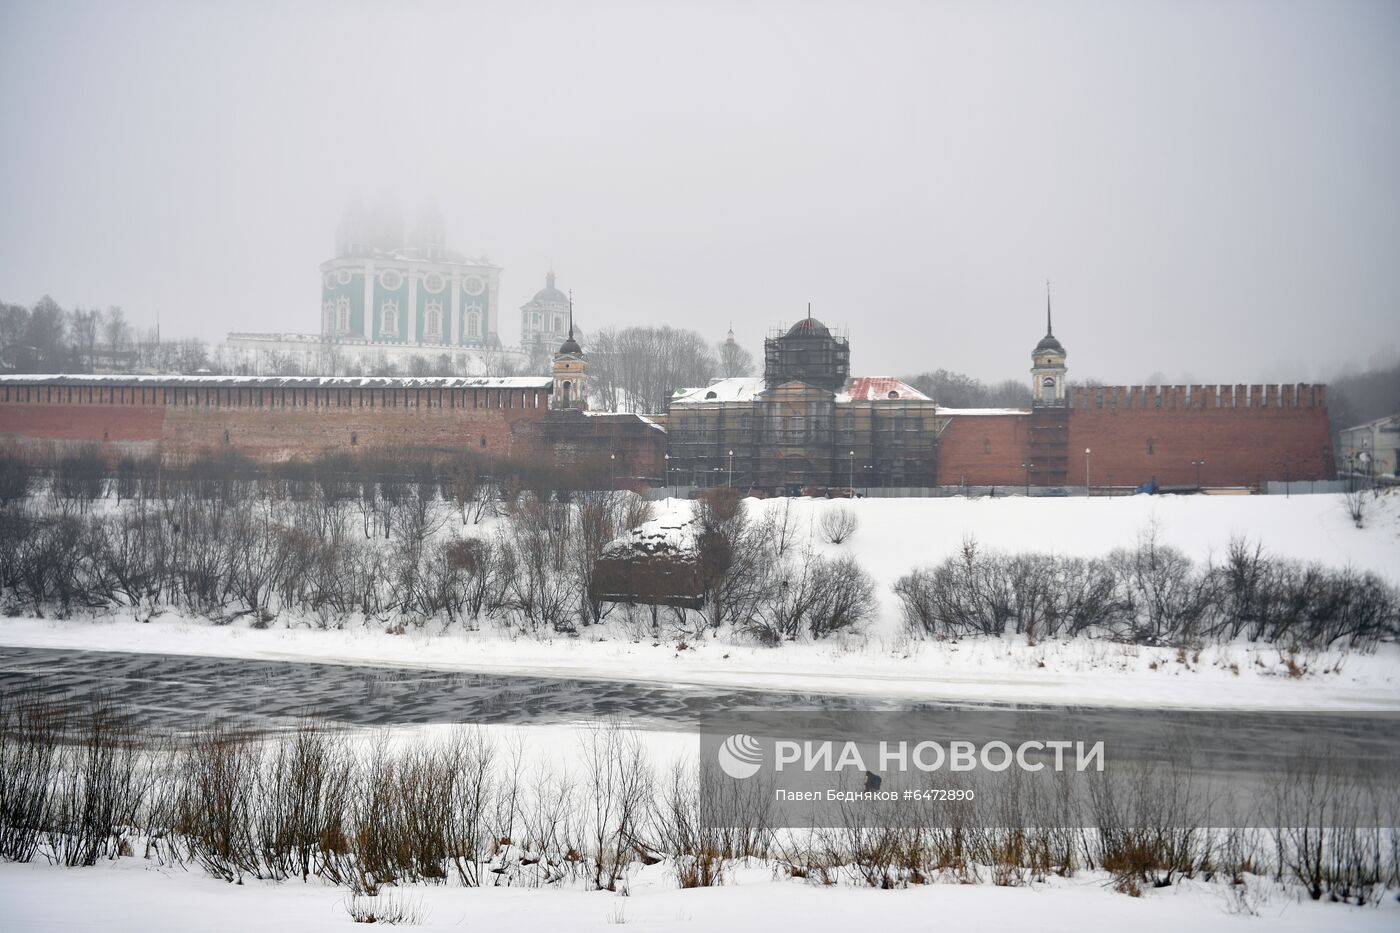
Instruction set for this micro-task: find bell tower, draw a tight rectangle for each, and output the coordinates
[552,292,587,410]
[1031,283,1068,407]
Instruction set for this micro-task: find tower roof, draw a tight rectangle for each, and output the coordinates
[1034,284,1065,355]
[557,290,582,355]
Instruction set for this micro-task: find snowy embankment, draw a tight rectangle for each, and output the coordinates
[1,858,1395,933]
[3,492,1397,710]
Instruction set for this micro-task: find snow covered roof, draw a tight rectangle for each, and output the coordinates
[0,373,553,390]
[599,504,698,560]
[670,377,763,404]
[935,407,1030,416]
[839,377,931,402]
[1341,413,1400,433]
[673,375,935,405]
[581,411,669,433]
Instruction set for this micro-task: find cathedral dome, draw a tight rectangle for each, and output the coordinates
[1034,332,1064,355]
[786,317,830,338]
[530,272,568,309]
[557,332,582,356]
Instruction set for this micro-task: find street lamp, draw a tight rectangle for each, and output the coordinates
[1021,461,1034,498]
[609,452,616,489]
[663,453,671,498]
[1190,458,1206,489]
[727,449,734,488]
[848,450,855,491]
[861,463,874,498]
[1084,447,1091,492]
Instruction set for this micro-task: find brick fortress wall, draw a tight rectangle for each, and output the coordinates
[934,384,1333,489]
[0,378,666,481]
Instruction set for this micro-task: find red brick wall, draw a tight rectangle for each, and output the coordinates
[0,384,550,462]
[935,413,1031,487]
[934,384,1333,489]
[1066,407,1333,487]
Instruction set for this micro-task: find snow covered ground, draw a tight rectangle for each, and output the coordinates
[1,858,1395,932]
[3,491,1398,710]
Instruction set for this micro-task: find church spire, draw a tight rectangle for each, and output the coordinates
[1046,280,1053,337]
[567,290,574,339]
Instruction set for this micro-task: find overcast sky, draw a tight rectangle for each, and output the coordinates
[1,0,1397,384]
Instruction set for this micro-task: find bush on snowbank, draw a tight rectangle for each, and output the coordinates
[894,534,1399,650]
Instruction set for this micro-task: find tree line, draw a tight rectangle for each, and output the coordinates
[0,450,1394,650]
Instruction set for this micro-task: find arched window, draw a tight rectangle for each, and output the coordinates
[380,300,399,335]
[323,301,336,331]
[561,381,572,404]
[336,297,351,332]
[466,312,481,338]
[424,300,443,340]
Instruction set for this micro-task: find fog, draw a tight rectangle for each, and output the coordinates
[1,0,1397,384]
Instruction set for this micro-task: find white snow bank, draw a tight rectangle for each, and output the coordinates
[1,858,1394,933]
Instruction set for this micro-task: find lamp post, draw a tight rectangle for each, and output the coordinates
[1084,447,1091,493]
[1021,461,1033,498]
[848,450,855,492]
[727,449,734,488]
[663,453,670,498]
[609,452,616,489]
[861,463,874,498]
[1190,458,1205,489]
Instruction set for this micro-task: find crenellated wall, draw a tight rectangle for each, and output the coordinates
[0,376,1333,491]
[1065,383,1327,412]
[0,376,666,481]
[933,383,1333,489]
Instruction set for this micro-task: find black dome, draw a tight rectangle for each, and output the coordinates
[1034,333,1064,354]
[557,334,582,356]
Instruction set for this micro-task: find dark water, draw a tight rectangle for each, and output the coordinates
[0,645,934,733]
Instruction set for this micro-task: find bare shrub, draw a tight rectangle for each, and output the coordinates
[344,890,425,925]
[173,725,264,882]
[0,452,33,504]
[580,723,654,891]
[1343,489,1369,529]
[818,506,858,545]
[45,699,152,868]
[0,695,63,862]
[257,725,354,883]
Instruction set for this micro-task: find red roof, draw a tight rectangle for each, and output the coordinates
[843,377,930,402]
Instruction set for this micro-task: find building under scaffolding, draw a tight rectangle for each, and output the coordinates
[668,317,945,492]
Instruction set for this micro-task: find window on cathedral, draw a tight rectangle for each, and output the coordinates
[336,297,351,332]
[381,300,399,335]
[424,302,443,340]
[466,312,481,338]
